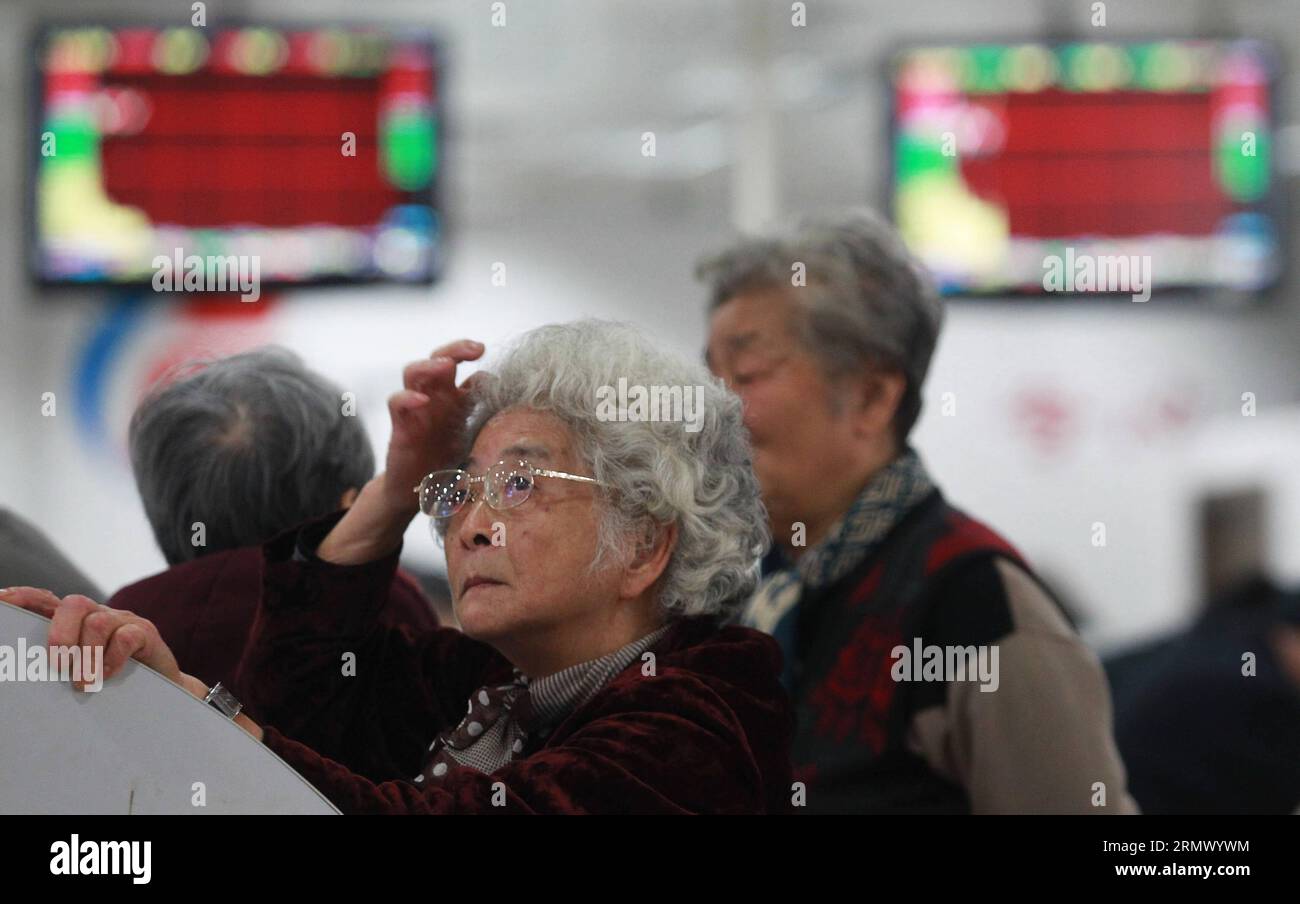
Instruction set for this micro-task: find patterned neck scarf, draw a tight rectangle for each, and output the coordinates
[413,624,671,784]
[741,447,935,687]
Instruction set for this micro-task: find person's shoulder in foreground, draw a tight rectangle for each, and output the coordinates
[261,612,795,815]
[0,507,103,600]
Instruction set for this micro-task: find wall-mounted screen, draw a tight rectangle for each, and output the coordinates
[32,25,441,288]
[890,40,1279,296]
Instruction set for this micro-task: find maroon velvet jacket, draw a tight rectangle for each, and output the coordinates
[237,519,795,814]
[108,545,438,708]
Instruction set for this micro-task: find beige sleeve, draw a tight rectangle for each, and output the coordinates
[906,558,1140,814]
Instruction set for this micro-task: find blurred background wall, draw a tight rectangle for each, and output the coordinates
[1,0,1298,650]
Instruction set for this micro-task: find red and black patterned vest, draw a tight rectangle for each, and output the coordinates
[789,489,1038,814]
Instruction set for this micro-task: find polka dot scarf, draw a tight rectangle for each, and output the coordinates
[413,623,672,785]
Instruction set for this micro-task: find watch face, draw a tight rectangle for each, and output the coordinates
[207,685,243,719]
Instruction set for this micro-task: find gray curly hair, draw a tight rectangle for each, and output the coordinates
[454,320,768,620]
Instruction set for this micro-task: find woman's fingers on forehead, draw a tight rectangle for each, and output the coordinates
[403,357,453,389]
[408,359,483,404]
[388,389,430,416]
[429,339,484,362]
[458,371,490,393]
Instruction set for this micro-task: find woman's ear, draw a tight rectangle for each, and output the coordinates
[619,520,679,601]
[851,370,906,441]
[339,487,361,510]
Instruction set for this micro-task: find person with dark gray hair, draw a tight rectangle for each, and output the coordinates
[700,209,1136,814]
[127,347,376,565]
[108,347,437,705]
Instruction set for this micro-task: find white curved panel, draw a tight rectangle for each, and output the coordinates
[0,601,338,815]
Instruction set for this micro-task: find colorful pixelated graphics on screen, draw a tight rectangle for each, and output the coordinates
[35,26,441,286]
[890,40,1279,295]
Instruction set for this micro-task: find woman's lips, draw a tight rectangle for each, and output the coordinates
[461,577,505,594]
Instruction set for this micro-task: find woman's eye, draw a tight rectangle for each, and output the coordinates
[508,474,532,491]
[731,355,785,386]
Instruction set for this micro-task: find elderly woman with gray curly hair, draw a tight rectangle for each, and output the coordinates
[2,320,794,814]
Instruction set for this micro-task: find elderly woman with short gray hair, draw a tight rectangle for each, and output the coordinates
[699,209,1137,814]
[2,320,793,814]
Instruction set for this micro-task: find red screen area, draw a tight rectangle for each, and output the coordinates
[958,91,1228,237]
[890,41,1279,294]
[35,26,440,285]
[100,74,395,227]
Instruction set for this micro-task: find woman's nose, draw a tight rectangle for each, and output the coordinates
[455,495,497,548]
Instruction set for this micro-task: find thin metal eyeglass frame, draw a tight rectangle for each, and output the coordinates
[412,460,605,518]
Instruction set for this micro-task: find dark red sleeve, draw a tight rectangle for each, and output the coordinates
[385,568,440,632]
[235,516,507,784]
[260,671,771,814]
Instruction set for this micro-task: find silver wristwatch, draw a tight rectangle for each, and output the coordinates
[203,681,244,720]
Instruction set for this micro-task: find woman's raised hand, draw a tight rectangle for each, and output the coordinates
[316,339,486,565]
[381,339,486,514]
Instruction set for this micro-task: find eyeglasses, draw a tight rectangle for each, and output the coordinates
[413,459,605,519]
